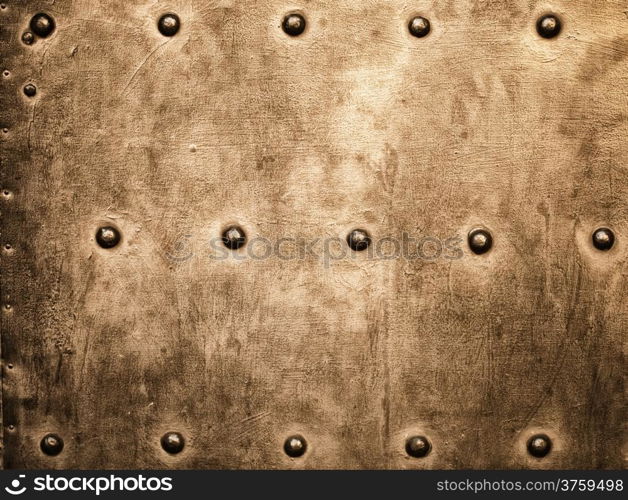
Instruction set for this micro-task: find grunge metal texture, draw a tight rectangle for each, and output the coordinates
[0,1,626,469]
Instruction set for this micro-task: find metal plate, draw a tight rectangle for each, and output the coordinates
[1,0,626,469]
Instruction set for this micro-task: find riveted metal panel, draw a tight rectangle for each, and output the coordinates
[0,0,626,469]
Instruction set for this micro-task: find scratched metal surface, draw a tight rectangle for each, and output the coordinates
[0,0,626,469]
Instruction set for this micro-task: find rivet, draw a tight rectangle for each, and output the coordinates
[468,228,493,255]
[536,14,561,39]
[527,434,552,458]
[2,128,8,134]
[158,13,180,37]
[30,13,55,38]
[40,433,64,456]
[408,16,430,38]
[23,84,36,97]
[405,435,431,458]
[161,432,184,454]
[347,229,371,251]
[4,304,12,311]
[8,425,15,431]
[2,70,9,78]
[222,226,246,250]
[592,227,615,251]
[4,243,12,251]
[95,226,121,249]
[283,435,307,458]
[22,32,35,45]
[7,363,13,369]
[282,13,306,36]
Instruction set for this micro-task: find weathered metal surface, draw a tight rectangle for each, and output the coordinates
[0,0,626,469]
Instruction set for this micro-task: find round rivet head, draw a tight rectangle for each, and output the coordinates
[158,13,180,37]
[96,226,121,249]
[592,227,615,251]
[527,434,552,458]
[22,32,35,45]
[30,13,55,38]
[282,13,306,36]
[161,432,184,454]
[468,228,493,255]
[23,84,36,97]
[283,435,307,458]
[406,435,431,458]
[536,14,561,38]
[40,433,64,456]
[408,16,430,38]
[347,229,371,251]
[222,226,246,250]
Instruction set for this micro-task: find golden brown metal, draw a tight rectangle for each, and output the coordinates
[0,1,626,469]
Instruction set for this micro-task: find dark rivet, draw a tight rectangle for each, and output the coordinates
[222,226,246,250]
[347,229,371,251]
[158,13,180,37]
[536,14,561,39]
[406,435,431,458]
[468,228,493,255]
[527,434,552,458]
[22,32,35,45]
[40,433,64,456]
[7,363,13,369]
[408,16,430,38]
[30,13,55,38]
[96,226,121,249]
[2,70,9,78]
[161,432,184,454]
[592,227,615,251]
[23,84,36,97]
[283,435,307,458]
[282,13,306,36]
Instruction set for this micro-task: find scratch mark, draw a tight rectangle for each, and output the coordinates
[122,39,172,95]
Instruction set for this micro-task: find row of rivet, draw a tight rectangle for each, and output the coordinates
[95,225,617,253]
[13,14,49,96]
[18,12,563,43]
[36,432,552,459]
